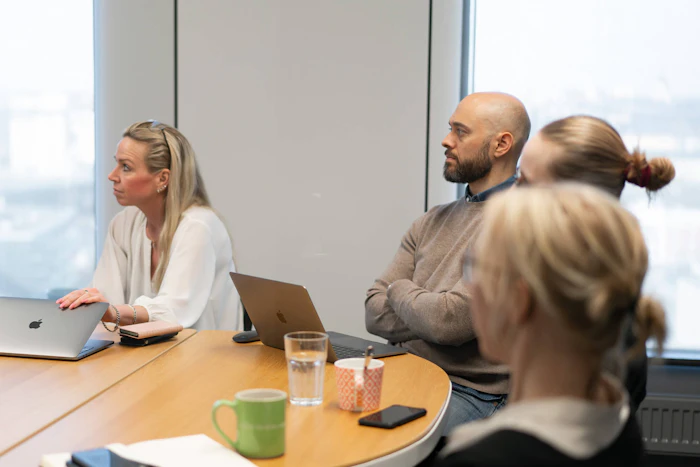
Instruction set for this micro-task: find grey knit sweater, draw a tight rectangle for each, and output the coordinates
[365,195,510,394]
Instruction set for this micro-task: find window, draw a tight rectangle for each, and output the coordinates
[0,0,95,299]
[471,0,700,355]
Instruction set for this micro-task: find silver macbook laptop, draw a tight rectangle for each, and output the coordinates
[230,273,407,363]
[0,297,113,361]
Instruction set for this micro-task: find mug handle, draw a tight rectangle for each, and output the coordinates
[212,399,239,450]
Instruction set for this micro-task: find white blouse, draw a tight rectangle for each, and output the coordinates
[92,206,240,330]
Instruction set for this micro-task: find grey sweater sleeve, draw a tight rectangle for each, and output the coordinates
[386,277,476,346]
[365,218,423,343]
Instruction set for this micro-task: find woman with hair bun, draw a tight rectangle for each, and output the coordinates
[514,115,675,412]
[515,115,675,196]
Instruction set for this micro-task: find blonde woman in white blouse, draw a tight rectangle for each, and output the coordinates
[57,121,239,331]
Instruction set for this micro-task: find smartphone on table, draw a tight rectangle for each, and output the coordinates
[358,405,427,429]
[69,448,155,467]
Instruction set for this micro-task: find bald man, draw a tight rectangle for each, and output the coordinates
[365,93,531,433]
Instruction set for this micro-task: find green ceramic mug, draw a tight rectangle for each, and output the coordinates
[211,388,286,458]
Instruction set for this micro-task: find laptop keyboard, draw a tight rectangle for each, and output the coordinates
[331,344,365,359]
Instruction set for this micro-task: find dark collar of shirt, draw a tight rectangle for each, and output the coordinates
[465,175,516,203]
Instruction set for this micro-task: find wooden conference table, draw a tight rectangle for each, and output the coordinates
[0,331,451,467]
[0,327,196,458]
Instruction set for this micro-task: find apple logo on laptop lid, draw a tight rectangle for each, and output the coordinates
[276,310,287,324]
[29,319,42,329]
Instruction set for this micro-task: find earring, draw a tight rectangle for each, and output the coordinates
[157,185,167,194]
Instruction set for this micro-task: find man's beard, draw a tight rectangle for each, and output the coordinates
[443,140,492,184]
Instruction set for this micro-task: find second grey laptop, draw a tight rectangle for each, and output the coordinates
[230,272,407,363]
[0,297,113,361]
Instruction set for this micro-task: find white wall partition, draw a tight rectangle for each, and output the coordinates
[94,0,175,255]
[426,0,464,208]
[178,0,431,337]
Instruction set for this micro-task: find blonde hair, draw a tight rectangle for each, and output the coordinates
[540,116,676,198]
[123,121,211,292]
[477,183,666,357]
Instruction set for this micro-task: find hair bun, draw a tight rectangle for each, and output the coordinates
[631,295,667,356]
[625,149,676,192]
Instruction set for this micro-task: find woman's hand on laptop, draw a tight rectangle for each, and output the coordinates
[57,288,109,310]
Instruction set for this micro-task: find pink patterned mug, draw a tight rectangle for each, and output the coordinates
[334,358,384,412]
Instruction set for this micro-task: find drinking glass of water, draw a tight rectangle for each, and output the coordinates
[284,331,328,406]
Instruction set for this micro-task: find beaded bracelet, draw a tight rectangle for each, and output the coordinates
[101,304,120,332]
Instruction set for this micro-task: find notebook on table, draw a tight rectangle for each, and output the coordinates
[40,434,255,467]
